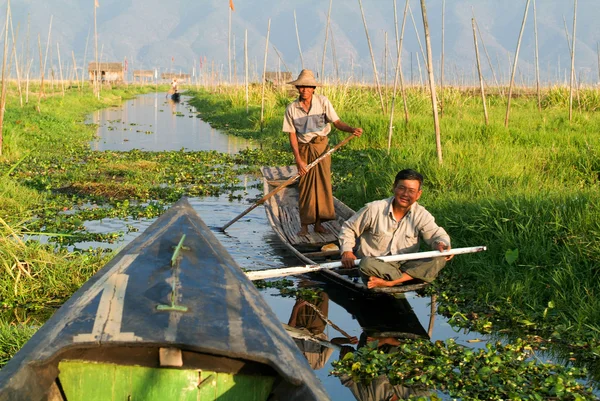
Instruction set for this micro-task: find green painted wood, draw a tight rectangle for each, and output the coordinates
[58,361,275,401]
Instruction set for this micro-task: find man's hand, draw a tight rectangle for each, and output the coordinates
[435,241,454,261]
[341,251,357,268]
[296,160,308,176]
[352,127,363,137]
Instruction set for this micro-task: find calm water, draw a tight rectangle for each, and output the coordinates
[89,92,257,152]
[82,92,494,400]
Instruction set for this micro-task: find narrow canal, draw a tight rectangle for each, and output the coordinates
[88,92,496,400]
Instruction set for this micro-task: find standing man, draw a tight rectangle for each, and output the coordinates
[283,69,363,236]
[339,169,453,289]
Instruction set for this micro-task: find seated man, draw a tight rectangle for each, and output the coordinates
[339,169,452,289]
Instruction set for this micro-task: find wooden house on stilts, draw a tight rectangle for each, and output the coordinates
[88,62,124,84]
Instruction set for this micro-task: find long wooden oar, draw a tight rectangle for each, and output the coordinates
[246,246,487,281]
[220,132,358,232]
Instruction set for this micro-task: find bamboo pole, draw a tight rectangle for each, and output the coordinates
[387,0,410,151]
[504,0,530,128]
[474,18,503,96]
[408,2,426,87]
[357,0,385,114]
[228,3,232,83]
[384,31,388,113]
[82,28,90,90]
[293,10,304,69]
[72,51,80,91]
[597,42,600,84]
[245,29,248,113]
[440,0,445,117]
[329,24,339,82]
[260,18,271,131]
[0,0,11,155]
[419,0,442,164]
[472,18,488,125]
[25,58,32,104]
[272,45,291,75]
[37,35,43,110]
[94,0,99,97]
[57,43,65,96]
[568,0,577,122]
[533,0,541,111]
[398,0,410,123]
[321,0,333,82]
[8,11,22,107]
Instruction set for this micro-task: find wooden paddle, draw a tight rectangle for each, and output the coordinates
[246,246,487,281]
[220,132,358,231]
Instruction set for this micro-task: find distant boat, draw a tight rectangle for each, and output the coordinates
[171,92,181,102]
[0,197,330,401]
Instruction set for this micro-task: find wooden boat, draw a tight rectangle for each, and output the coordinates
[0,198,329,401]
[261,166,429,295]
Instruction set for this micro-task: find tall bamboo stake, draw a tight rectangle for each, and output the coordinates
[0,0,11,155]
[440,0,445,117]
[474,18,503,96]
[72,51,80,91]
[43,15,52,81]
[597,42,600,84]
[293,10,304,69]
[37,35,44,109]
[321,0,333,81]
[398,0,410,123]
[260,18,271,131]
[329,24,339,82]
[25,59,32,104]
[472,18,488,125]
[357,0,385,114]
[245,29,248,113]
[8,11,22,107]
[228,3,232,83]
[81,28,90,90]
[408,3,426,84]
[533,0,541,111]
[57,43,65,96]
[568,0,577,122]
[384,31,388,113]
[419,0,442,164]
[387,0,410,151]
[504,0,530,128]
[94,0,99,97]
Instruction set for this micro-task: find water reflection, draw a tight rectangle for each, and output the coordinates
[286,283,435,400]
[89,92,257,153]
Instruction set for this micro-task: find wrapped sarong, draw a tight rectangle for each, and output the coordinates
[297,136,335,225]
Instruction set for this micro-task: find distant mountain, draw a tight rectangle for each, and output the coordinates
[4,0,599,85]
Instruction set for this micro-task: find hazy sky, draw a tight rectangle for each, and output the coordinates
[3,0,599,84]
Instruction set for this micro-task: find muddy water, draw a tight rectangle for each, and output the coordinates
[86,93,490,400]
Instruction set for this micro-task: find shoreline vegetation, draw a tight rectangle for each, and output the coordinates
[0,81,598,398]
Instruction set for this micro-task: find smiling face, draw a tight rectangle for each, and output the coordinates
[296,86,315,102]
[393,179,422,209]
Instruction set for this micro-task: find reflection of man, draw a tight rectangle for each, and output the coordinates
[288,291,357,370]
[283,69,363,236]
[339,169,452,289]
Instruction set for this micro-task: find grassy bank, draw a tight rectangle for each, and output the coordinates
[186,84,600,385]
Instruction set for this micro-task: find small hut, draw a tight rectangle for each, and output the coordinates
[88,62,123,83]
[161,72,191,83]
[133,70,154,83]
[265,71,292,86]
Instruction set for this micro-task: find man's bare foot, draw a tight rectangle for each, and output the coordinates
[298,225,309,236]
[313,225,329,234]
[367,276,394,289]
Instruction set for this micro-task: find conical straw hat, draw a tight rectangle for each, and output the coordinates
[287,69,321,87]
